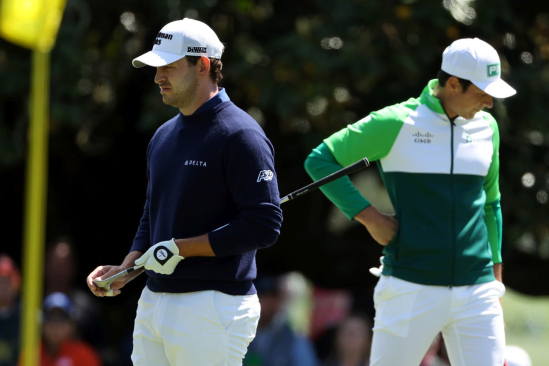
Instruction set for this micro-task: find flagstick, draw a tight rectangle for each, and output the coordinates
[21,49,50,366]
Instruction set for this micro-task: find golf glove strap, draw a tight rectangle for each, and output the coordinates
[135,239,184,275]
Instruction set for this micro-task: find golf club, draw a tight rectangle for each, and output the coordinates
[94,157,370,291]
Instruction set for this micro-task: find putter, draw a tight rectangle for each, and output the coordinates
[93,264,144,290]
[94,157,370,290]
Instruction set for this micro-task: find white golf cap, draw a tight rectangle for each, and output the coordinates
[441,38,516,98]
[132,18,223,68]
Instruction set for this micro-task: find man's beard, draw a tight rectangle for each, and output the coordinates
[163,73,199,110]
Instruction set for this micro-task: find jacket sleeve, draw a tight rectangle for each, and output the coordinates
[304,142,371,220]
[484,200,502,264]
[305,105,406,219]
[208,128,283,256]
[483,114,503,264]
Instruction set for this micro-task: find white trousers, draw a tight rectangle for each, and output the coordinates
[132,287,260,366]
[370,276,505,366]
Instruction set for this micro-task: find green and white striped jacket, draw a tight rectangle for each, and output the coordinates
[305,79,502,287]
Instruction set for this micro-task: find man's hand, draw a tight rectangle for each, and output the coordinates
[135,239,184,275]
[87,251,144,298]
[354,206,399,246]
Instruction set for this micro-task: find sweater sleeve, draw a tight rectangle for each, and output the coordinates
[130,144,152,253]
[130,183,151,253]
[208,128,283,256]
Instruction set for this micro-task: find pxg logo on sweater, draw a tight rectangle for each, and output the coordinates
[257,170,274,182]
[154,246,173,266]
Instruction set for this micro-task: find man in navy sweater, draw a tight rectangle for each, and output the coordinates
[86,18,283,365]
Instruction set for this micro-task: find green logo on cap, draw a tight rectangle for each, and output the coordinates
[487,63,500,77]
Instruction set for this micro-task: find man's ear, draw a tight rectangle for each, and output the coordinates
[446,76,462,94]
[197,56,211,78]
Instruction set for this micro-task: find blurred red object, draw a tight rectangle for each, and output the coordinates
[0,254,21,290]
[309,287,353,339]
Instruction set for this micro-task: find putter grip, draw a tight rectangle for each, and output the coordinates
[280,157,370,204]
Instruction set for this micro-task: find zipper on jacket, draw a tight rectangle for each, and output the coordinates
[449,121,456,289]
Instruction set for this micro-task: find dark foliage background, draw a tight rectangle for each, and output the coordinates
[1,0,549,356]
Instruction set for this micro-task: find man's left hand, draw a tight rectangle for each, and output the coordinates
[135,239,184,275]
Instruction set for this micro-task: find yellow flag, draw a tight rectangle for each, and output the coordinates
[0,0,67,52]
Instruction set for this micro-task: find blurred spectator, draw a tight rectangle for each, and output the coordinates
[310,288,353,340]
[243,275,318,366]
[310,288,353,362]
[0,255,21,366]
[18,292,102,366]
[323,314,372,366]
[44,238,107,354]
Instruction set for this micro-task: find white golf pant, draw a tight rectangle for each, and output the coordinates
[132,287,260,366]
[370,276,505,366]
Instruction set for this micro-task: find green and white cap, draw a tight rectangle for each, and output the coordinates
[441,38,516,98]
[132,18,223,68]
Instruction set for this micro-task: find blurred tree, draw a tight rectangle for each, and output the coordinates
[1,1,548,318]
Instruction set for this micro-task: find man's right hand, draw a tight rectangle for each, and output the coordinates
[354,205,399,246]
[87,265,126,297]
[86,251,144,297]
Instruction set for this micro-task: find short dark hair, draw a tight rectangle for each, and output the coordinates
[437,70,472,92]
[185,56,223,84]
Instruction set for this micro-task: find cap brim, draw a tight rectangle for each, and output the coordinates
[472,78,516,99]
[132,50,185,68]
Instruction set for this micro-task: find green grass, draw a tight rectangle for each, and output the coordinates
[503,288,549,366]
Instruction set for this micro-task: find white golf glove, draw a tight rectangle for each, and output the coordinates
[369,256,384,277]
[135,239,184,275]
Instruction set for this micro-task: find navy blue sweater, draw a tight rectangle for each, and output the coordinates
[131,89,282,295]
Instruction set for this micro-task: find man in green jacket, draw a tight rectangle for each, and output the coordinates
[305,38,515,365]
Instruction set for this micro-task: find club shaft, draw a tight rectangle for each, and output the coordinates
[120,158,370,282]
[280,157,370,204]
